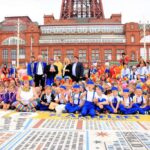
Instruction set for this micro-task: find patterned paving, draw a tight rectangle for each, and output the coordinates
[0,110,150,150]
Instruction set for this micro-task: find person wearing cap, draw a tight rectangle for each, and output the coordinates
[109,87,122,114]
[37,86,55,111]
[119,88,137,114]
[65,84,83,113]
[33,55,47,88]
[80,80,96,117]
[46,58,58,86]
[94,85,113,114]
[53,76,62,87]
[132,86,148,114]
[12,75,38,112]
[54,85,69,114]
[63,76,72,91]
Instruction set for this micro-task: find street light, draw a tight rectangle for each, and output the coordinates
[139,20,150,61]
[17,18,20,68]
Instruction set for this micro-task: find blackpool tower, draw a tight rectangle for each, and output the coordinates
[60,0,104,19]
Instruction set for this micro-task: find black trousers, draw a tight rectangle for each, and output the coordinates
[72,75,80,82]
[34,74,45,88]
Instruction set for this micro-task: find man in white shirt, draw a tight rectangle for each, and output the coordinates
[34,55,47,88]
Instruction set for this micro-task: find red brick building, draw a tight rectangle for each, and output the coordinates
[0,0,150,66]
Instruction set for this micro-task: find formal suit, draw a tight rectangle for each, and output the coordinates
[27,62,35,77]
[33,62,47,88]
[72,62,84,82]
[45,64,58,86]
[63,64,72,78]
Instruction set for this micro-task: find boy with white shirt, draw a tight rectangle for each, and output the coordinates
[94,85,113,113]
[65,84,83,113]
[55,85,68,114]
[81,80,96,117]
[132,86,148,114]
[109,87,122,114]
[119,88,137,114]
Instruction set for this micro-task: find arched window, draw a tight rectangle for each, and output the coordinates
[2,37,26,45]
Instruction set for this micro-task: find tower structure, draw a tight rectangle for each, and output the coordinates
[60,0,104,19]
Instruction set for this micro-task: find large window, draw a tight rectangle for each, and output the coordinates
[79,50,87,62]
[105,50,112,61]
[19,49,25,59]
[11,50,17,60]
[2,37,25,45]
[54,50,61,59]
[2,49,8,60]
[66,50,74,60]
[41,50,48,62]
[116,49,124,60]
[92,49,99,62]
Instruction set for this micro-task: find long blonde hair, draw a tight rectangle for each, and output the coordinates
[64,57,71,65]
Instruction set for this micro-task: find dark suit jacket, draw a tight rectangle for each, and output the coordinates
[33,62,47,75]
[46,64,58,78]
[72,62,84,78]
[63,64,72,77]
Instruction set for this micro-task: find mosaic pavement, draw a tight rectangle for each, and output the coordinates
[0,110,150,150]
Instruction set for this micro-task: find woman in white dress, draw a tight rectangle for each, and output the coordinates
[12,75,38,112]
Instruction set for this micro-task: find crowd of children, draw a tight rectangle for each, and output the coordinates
[0,64,149,117]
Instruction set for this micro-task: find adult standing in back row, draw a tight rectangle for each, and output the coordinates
[34,55,47,89]
[72,56,84,82]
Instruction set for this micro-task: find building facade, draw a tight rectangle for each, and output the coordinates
[0,0,150,66]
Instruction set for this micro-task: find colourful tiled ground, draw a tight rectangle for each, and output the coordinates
[0,110,150,150]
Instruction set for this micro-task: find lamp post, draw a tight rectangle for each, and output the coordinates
[139,21,150,61]
[17,18,20,68]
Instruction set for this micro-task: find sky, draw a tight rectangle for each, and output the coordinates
[0,0,150,24]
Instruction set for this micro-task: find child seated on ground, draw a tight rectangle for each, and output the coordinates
[37,86,55,111]
[81,80,96,118]
[0,84,5,109]
[65,84,83,113]
[132,86,148,114]
[119,88,137,114]
[54,85,69,114]
[94,85,113,114]
[12,75,38,112]
[109,87,122,114]
[3,84,16,110]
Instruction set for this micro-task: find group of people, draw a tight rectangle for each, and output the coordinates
[0,53,149,116]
